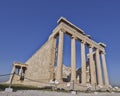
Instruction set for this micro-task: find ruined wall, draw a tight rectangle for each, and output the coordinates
[23,38,56,85]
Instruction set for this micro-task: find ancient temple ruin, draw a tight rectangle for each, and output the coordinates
[8,17,110,90]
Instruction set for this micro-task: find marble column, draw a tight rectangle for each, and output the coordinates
[101,52,109,86]
[81,41,86,85]
[96,49,103,85]
[56,30,64,82]
[89,46,96,84]
[71,36,76,82]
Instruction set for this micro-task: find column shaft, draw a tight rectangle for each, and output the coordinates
[81,42,86,84]
[89,46,96,84]
[19,67,22,75]
[101,52,109,86]
[96,49,103,85]
[71,37,76,82]
[56,30,64,82]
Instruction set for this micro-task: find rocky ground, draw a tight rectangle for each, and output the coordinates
[0,90,120,96]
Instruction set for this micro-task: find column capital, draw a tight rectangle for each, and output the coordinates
[89,44,94,48]
[101,51,106,55]
[59,29,66,33]
[71,35,77,39]
[81,40,86,44]
[96,48,100,52]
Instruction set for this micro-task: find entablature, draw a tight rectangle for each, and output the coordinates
[50,17,105,52]
[13,62,28,68]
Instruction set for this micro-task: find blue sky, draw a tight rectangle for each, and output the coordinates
[0,0,120,86]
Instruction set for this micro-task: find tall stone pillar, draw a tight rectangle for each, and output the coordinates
[96,49,103,85]
[89,46,96,84]
[101,52,109,86]
[81,41,86,85]
[71,36,76,82]
[56,30,64,82]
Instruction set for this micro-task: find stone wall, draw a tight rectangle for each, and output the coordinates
[23,38,56,85]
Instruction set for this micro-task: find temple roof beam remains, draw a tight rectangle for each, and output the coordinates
[49,17,104,52]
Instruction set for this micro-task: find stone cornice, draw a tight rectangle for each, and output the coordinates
[57,17,85,35]
[13,62,28,68]
[51,17,105,52]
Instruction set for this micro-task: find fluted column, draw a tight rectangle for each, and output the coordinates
[56,30,64,82]
[101,52,109,86]
[96,49,103,85]
[71,36,76,82]
[81,41,86,85]
[89,46,96,84]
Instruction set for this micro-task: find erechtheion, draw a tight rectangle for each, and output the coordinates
[8,17,110,90]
